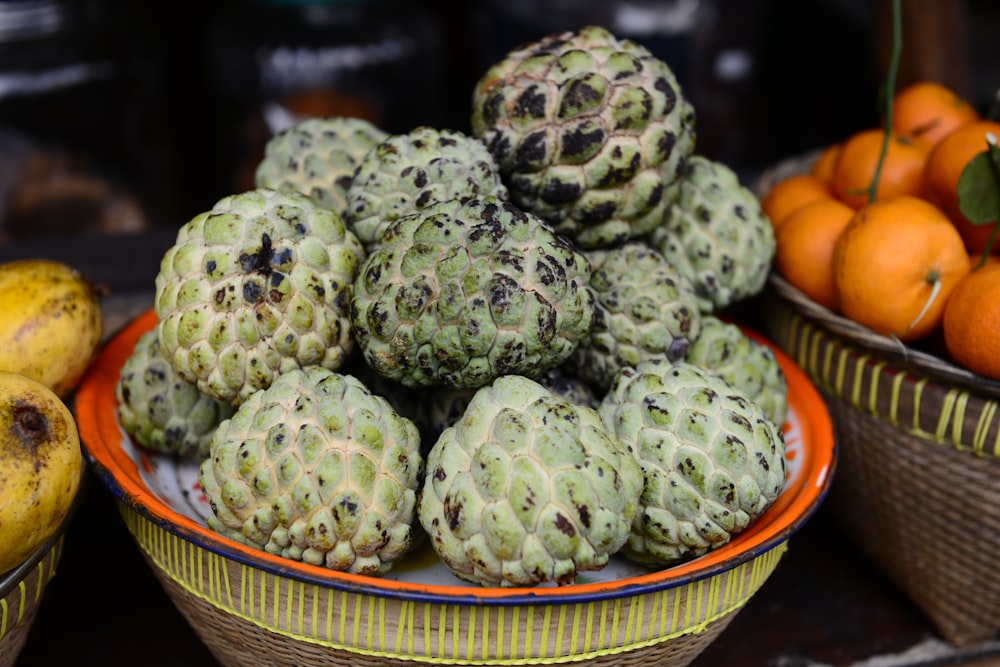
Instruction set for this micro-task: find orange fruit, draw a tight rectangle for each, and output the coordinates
[774,197,855,311]
[810,142,842,184]
[832,195,971,342]
[891,80,980,150]
[830,128,930,209]
[922,119,1000,254]
[943,263,1000,380]
[759,173,833,233]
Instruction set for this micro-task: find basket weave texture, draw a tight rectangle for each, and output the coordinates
[119,503,786,667]
[0,536,64,667]
[764,294,1000,647]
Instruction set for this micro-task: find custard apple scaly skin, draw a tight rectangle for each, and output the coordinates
[471,25,696,249]
[346,126,509,251]
[198,367,423,576]
[599,360,786,567]
[350,196,595,389]
[155,189,366,405]
[684,315,788,427]
[423,366,600,442]
[254,116,388,219]
[648,155,776,312]
[570,241,701,390]
[116,330,235,461]
[418,375,642,587]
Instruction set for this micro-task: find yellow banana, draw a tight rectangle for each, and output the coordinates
[0,259,103,398]
[0,371,82,573]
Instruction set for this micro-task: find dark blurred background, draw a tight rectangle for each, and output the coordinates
[0,0,996,240]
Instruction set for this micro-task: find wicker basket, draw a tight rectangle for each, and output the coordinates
[120,505,785,667]
[756,153,1000,646]
[764,293,1000,647]
[0,537,64,667]
[0,472,85,667]
[76,308,835,667]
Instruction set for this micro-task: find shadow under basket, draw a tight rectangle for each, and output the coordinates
[764,287,1000,647]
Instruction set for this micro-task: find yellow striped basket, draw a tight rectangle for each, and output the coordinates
[76,308,835,667]
[0,472,85,667]
[765,277,1000,648]
[119,506,785,667]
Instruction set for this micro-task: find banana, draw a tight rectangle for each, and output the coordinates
[0,259,103,398]
[0,371,82,573]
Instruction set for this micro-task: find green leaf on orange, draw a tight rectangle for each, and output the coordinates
[957,144,1000,226]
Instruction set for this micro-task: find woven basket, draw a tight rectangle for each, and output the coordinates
[119,504,785,667]
[0,536,65,667]
[0,470,85,667]
[76,308,835,667]
[756,152,1000,647]
[757,153,1000,647]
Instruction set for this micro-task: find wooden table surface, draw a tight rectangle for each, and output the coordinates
[4,230,1000,667]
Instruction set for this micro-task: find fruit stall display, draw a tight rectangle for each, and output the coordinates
[757,64,1000,647]
[46,24,831,667]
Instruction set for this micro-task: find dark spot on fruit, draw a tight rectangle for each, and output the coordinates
[578,200,616,223]
[540,178,581,205]
[561,125,605,162]
[444,495,463,531]
[239,233,275,275]
[515,130,548,171]
[554,513,575,537]
[559,78,602,117]
[597,151,641,188]
[513,85,547,120]
[243,281,263,303]
[413,169,429,189]
[667,337,689,360]
[340,497,358,515]
[656,132,677,159]
[489,133,512,163]
[653,77,677,113]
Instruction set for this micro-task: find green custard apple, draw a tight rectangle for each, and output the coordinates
[199,367,423,576]
[418,375,642,587]
[350,195,595,389]
[471,25,696,249]
[599,359,786,567]
[155,188,365,405]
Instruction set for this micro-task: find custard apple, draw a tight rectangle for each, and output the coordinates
[684,315,788,426]
[471,25,696,249]
[198,367,423,576]
[346,126,509,251]
[570,241,701,390]
[649,155,775,312]
[116,330,235,461]
[418,375,642,587]
[599,360,786,567]
[155,188,366,405]
[254,116,388,219]
[350,195,595,389]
